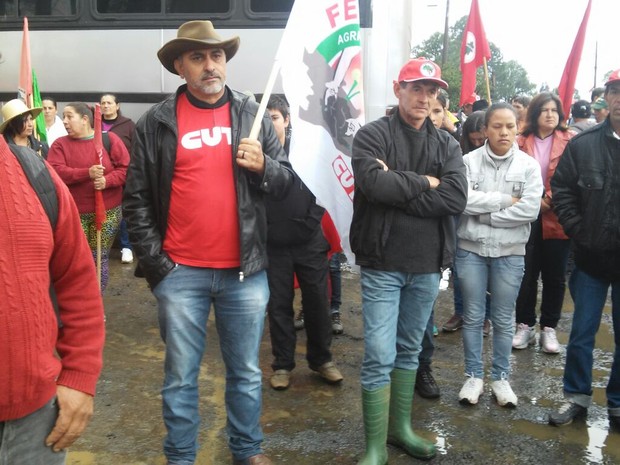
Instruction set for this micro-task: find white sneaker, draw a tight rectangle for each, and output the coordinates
[512,323,536,349]
[540,327,560,354]
[459,376,484,405]
[439,268,451,290]
[491,379,518,407]
[121,248,134,264]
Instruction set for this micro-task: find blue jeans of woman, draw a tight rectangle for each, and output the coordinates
[152,265,269,464]
[360,268,439,390]
[0,397,65,465]
[563,267,620,410]
[456,249,524,380]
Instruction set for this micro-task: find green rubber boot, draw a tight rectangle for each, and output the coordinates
[357,385,390,465]
[387,368,436,460]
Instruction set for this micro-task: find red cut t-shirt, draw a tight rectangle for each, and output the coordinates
[163,93,240,267]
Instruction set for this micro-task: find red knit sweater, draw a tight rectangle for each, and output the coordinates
[0,138,105,421]
[47,132,129,213]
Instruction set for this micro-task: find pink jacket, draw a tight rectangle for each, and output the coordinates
[517,130,575,240]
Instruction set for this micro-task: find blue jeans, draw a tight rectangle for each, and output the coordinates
[360,268,440,390]
[563,267,620,410]
[0,397,65,465]
[419,309,435,368]
[453,264,491,320]
[118,218,132,250]
[152,265,269,464]
[456,249,524,380]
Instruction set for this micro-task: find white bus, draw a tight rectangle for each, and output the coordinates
[0,0,414,122]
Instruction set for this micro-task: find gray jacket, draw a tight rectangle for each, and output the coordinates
[457,143,542,257]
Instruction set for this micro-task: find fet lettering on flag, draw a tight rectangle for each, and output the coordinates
[277,0,365,262]
[557,0,592,121]
[459,0,491,106]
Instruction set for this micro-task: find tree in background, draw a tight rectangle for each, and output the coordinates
[412,16,535,108]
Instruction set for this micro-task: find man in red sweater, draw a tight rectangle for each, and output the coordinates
[0,136,105,464]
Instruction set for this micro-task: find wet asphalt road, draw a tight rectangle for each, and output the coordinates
[67,258,620,465]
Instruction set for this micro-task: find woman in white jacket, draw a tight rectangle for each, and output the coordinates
[456,102,543,408]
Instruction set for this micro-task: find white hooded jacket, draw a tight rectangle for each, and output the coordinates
[457,142,543,257]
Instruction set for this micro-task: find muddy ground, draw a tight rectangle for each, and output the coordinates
[67,258,620,465]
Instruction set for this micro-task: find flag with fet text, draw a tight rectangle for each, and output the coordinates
[278,0,365,262]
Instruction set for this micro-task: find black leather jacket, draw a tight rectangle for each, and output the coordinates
[552,119,620,281]
[123,86,294,289]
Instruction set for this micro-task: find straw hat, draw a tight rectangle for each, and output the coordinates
[0,98,42,134]
[157,20,240,75]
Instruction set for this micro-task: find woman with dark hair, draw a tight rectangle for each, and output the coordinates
[512,92,575,353]
[457,103,542,406]
[460,110,486,155]
[100,93,136,264]
[0,98,48,158]
[47,102,129,291]
[100,93,135,152]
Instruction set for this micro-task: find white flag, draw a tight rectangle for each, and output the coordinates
[278,0,365,262]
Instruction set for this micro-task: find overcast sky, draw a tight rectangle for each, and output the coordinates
[410,0,615,100]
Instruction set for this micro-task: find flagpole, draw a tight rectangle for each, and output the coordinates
[249,61,281,140]
[96,233,102,289]
[483,57,491,103]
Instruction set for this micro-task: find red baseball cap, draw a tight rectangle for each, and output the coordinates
[605,69,620,86]
[397,58,448,89]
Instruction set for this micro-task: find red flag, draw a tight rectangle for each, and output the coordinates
[18,17,32,106]
[557,0,592,121]
[459,0,491,106]
[93,104,106,230]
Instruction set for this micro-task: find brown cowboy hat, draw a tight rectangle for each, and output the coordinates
[0,98,42,134]
[157,20,240,75]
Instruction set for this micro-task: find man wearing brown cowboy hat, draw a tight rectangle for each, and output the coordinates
[123,20,295,465]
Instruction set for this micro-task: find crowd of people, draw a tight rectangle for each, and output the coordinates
[2,18,620,465]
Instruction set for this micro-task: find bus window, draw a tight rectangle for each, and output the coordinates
[96,0,230,14]
[1,0,77,16]
[250,0,294,13]
[167,0,230,13]
[97,0,160,13]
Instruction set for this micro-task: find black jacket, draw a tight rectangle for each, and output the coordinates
[105,113,136,152]
[551,119,620,281]
[350,111,467,270]
[123,86,294,289]
[265,140,325,246]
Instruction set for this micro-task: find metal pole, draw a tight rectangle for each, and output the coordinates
[441,0,450,69]
[594,40,598,89]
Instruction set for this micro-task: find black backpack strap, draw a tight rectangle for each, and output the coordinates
[102,131,111,156]
[10,144,58,229]
[10,144,61,326]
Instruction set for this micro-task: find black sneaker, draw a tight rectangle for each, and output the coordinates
[549,402,587,426]
[609,413,620,432]
[331,311,343,334]
[415,366,440,399]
